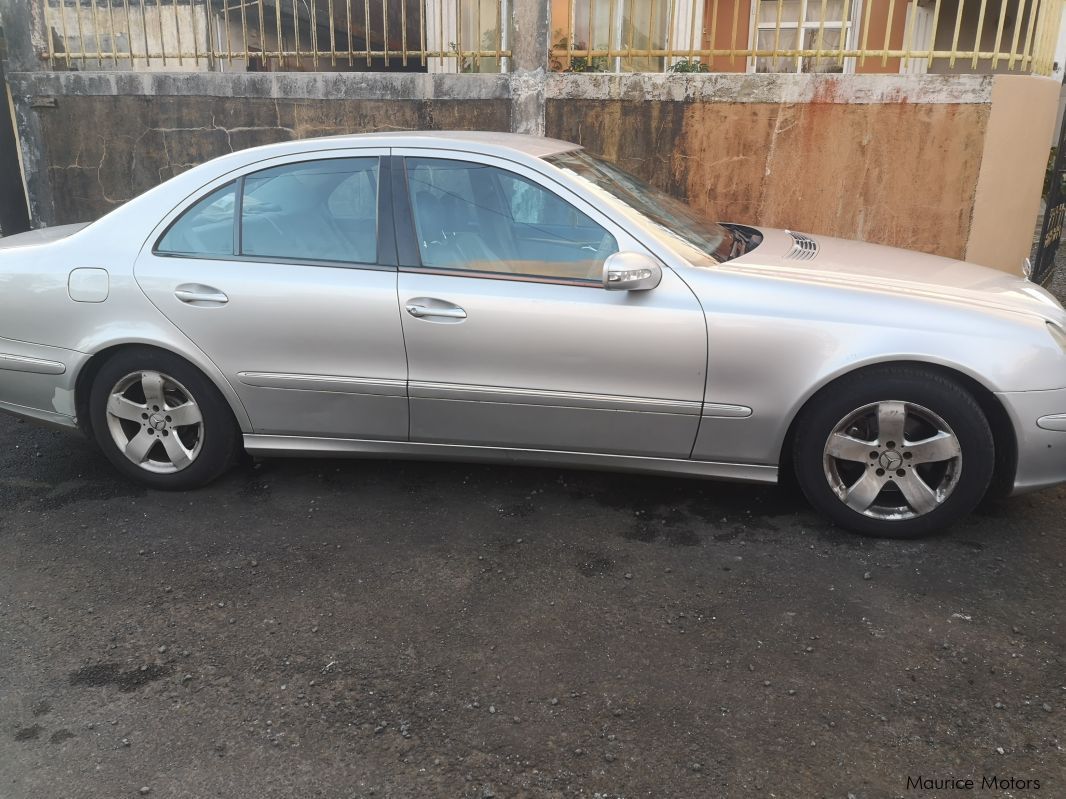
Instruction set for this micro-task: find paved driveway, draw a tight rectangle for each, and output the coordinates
[0,414,1063,798]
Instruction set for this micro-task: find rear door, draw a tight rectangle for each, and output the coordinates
[393,151,708,458]
[134,148,409,440]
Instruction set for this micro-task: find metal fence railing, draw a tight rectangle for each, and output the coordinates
[551,0,1065,75]
[30,0,1066,74]
[37,0,511,72]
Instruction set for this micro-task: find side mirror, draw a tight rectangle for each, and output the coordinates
[602,251,663,291]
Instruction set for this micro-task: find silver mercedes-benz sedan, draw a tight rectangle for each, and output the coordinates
[1,131,1064,537]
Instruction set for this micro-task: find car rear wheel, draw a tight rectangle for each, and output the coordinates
[89,348,239,489]
[793,367,995,538]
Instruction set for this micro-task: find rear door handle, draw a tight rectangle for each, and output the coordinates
[405,301,467,320]
[175,284,228,306]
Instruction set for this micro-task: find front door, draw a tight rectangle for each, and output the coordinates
[134,150,409,440]
[394,152,707,458]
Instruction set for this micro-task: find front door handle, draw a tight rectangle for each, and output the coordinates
[405,302,467,320]
[175,284,229,306]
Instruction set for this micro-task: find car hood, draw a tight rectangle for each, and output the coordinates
[0,222,91,250]
[722,227,1064,321]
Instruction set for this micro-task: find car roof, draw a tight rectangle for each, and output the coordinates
[317,131,581,158]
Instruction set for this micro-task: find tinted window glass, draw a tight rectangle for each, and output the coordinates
[406,157,617,282]
[156,182,236,256]
[241,158,378,264]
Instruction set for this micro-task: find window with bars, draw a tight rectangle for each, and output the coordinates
[30,0,1066,76]
[37,0,511,73]
[752,0,859,73]
[557,0,702,72]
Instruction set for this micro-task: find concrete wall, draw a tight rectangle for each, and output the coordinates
[0,33,30,236]
[546,73,997,261]
[33,90,510,223]
[3,69,514,226]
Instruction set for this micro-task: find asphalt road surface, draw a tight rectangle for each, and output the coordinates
[0,411,1063,799]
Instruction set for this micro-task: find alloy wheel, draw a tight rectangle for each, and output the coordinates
[104,370,204,474]
[822,400,963,521]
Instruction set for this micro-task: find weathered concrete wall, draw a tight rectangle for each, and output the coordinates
[3,70,512,224]
[546,73,995,261]
[1,49,1054,274]
[545,101,986,260]
[33,94,509,224]
[0,34,30,235]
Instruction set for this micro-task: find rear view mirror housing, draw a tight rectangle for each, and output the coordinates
[603,252,663,291]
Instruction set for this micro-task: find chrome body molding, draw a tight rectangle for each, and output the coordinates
[702,403,753,418]
[238,371,407,397]
[1037,413,1066,432]
[239,374,739,418]
[407,380,702,414]
[243,434,780,484]
[0,352,66,375]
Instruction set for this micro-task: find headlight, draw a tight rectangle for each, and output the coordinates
[1049,322,1066,351]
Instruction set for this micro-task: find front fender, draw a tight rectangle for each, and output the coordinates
[681,269,1063,466]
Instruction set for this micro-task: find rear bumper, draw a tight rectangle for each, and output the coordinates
[0,335,84,430]
[997,387,1066,494]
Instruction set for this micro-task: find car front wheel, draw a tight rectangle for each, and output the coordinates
[89,348,239,489]
[793,367,995,538]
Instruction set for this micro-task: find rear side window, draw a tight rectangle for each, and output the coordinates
[241,158,379,264]
[154,157,380,265]
[156,182,236,256]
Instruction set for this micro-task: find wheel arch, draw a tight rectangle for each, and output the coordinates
[74,342,251,438]
[777,360,1018,498]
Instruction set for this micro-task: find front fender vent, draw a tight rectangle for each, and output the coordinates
[785,230,819,261]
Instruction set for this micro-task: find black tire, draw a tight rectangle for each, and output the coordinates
[88,347,240,490]
[792,367,995,538]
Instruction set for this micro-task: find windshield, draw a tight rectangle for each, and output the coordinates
[544,149,738,265]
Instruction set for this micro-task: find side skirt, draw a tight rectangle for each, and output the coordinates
[0,399,78,431]
[243,434,779,484]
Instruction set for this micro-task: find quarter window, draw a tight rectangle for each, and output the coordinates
[405,157,618,282]
[241,158,379,264]
[156,182,237,257]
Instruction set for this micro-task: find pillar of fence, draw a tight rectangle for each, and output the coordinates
[510,0,551,136]
[0,0,54,227]
[0,0,41,72]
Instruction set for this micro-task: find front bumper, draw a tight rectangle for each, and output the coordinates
[997,387,1066,494]
[0,335,84,429]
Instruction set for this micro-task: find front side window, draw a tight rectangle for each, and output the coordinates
[545,149,736,266]
[241,158,379,264]
[405,157,618,282]
[156,182,237,257]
